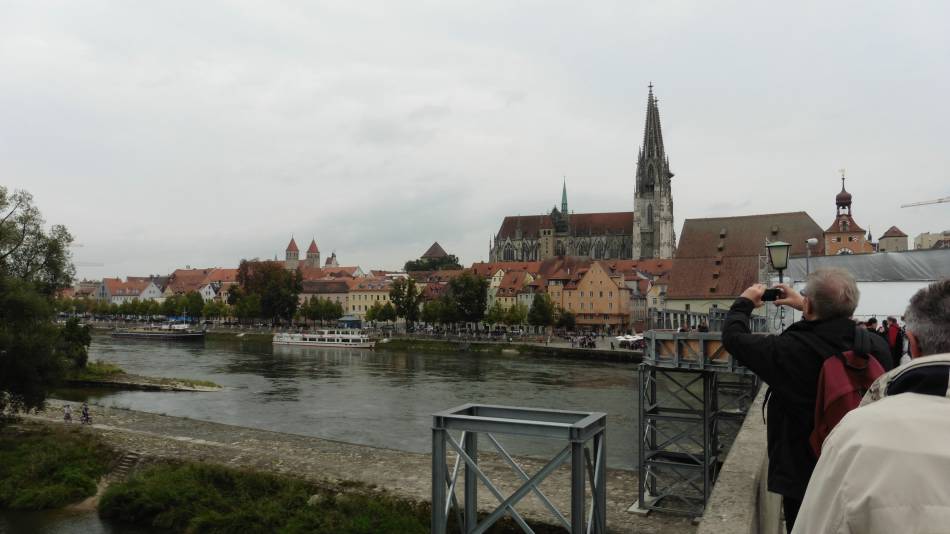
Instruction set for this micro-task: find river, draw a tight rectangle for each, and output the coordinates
[6,333,642,533]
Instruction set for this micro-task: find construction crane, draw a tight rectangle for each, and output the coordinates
[901,197,950,208]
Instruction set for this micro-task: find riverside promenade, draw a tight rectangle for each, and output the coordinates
[32,399,694,534]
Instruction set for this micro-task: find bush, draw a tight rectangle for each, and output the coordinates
[99,463,429,534]
[0,426,113,510]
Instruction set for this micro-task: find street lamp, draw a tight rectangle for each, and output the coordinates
[766,241,791,283]
[766,240,792,331]
[805,237,818,276]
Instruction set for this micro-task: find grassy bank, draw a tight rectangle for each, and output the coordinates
[99,461,561,534]
[66,360,221,391]
[0,425,113,510]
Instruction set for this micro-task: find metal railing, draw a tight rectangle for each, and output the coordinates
[432,404,607,534]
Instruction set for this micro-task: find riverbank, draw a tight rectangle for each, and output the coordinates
[203,329,643,362]
[66,360,222,392]
[26,400,693,534]
[378,337,643,362]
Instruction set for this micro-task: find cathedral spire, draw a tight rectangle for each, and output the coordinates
[642,83,666,161]
[561,178,568,214]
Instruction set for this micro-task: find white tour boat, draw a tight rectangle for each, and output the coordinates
[272,329,375,349]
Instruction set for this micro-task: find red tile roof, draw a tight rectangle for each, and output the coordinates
[307,239,319,254]
[286,238,298,253]
[668,211,823,299]
[678,211,825,259]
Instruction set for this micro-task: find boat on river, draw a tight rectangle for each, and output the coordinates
[272,329,375,349]
[111,323,206,340]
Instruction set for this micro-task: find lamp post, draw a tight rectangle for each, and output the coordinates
[805,237,818,276]
[766,241,792,330]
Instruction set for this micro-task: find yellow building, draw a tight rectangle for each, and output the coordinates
[346,277,392,319]
[552,262,630,331]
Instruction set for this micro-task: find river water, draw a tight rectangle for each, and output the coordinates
[5,334,642,533]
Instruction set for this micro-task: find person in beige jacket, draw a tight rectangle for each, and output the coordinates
[793,280,950,534]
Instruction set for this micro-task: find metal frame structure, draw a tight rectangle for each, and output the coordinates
[637,331,758,517]
[650,308,768,333]
[432,404,607,534]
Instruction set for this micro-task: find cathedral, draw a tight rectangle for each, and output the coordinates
[489,85,676,262]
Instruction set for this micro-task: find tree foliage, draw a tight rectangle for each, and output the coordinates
[556,309,576,331]
[300,298,344,324]
[389,278,422,328]
[403,255,462,272]
[528,293,555,327]
[503,303,528,326]
[235,261,301,323]
[485,302,506,325]
[445,272,488,324]
[0,187,88,415]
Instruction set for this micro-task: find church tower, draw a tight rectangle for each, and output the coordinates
[631,84,676,259]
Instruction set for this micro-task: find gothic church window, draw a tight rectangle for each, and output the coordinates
[503,244,515,261]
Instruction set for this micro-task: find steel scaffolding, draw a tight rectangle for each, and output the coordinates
[636,331,758,517]
[432,404,607,534]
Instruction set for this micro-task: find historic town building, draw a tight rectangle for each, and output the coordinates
[823,175,874,255]
[489,86,676,262]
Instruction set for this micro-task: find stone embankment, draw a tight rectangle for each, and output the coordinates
[31,400,693,534]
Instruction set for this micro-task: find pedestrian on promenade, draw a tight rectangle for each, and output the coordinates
[793,279,950,533]
[63,404,72,423]
[722,268,893,533]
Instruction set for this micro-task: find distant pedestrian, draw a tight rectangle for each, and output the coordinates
[698,321,709,332]
[63,404,72,423]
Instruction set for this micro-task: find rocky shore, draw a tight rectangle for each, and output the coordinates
[28,400,693,534]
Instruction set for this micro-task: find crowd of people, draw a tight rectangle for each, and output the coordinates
[723,269,950,533]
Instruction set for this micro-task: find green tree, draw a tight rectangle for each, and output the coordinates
[503,303,528,326]
[234,293,261,323]
[58,318,92,368]
[485,302,506,326]
[237,261,301,324]
[161,295,182,317]
[378,302,397,323]
[528,293,555,328]
[421,299,443,325]
[446,272,488,324]
[183,291,204,319]
[556,309,576,331]
[365,301,382,323]
[403,255,463,272]
[0,187,86,415]
[389,278,422,329]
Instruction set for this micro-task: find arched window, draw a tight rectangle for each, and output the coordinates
[503,244,515,261]
[594,241,606,259]
[647,204,654,227]
[555,241,566,256]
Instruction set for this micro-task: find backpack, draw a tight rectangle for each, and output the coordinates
[809,339,885,457]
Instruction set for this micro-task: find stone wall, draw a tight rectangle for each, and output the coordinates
[696,387,782,534]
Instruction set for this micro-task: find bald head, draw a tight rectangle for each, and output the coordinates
[804,268,860,320]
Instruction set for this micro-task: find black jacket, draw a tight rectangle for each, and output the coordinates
[722,298,893,499]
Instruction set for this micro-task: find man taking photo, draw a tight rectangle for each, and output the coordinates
[722,267,893,533]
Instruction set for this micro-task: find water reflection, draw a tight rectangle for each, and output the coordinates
[71,335,641,469]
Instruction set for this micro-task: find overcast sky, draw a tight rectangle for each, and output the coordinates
[3,1,948,280]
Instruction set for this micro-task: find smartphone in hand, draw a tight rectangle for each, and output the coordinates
[762,288,783,302]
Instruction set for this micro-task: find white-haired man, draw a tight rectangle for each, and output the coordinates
[723,267,893,533]
[793,279,950,533]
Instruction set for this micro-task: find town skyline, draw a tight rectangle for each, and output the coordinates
[4,2,948,279]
